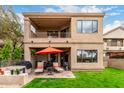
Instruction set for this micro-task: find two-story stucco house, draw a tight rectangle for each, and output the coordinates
[23,13,104,71]
[103,26,124,69]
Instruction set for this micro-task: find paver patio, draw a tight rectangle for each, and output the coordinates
[0,71,75,88]
[34,71,75,78]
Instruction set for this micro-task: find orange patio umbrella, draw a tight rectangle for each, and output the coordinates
[35,47,64,55]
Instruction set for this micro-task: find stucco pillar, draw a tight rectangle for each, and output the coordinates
[70,17,75,38]
[70,46,75,70]
[58,53,61,66]
[123,39,124,46]
[24,17,31,62]
[24,45,31,62]
[24,17,31,42]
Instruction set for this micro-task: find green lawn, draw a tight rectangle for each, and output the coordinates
[23,68,124,88]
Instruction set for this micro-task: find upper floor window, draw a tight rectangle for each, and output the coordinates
[106,39,123,46]
[77,20,98,33]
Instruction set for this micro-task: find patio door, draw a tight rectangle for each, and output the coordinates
[50,54,58,62]
[60,52,70,70]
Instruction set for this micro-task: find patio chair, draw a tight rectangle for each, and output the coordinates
[34,62,44,73]
[53,62,64,72]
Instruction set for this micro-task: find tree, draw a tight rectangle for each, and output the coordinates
[12,47,23,61]
[1,40,12,61]
[0,40,13,66]
[0,6,23,52]
[0,6,23,65]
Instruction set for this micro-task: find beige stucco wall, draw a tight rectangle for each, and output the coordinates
[24,16,103,44]
[71,43,104,70]
[24,13,104,70]
[71,17,103,43]
[24,43,104,70]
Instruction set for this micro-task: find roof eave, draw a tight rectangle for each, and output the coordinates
[23,12,105,18]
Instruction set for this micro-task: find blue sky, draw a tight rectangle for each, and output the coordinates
[12,5,124,33]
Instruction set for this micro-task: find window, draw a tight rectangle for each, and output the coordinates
[77,20,98,33]
[77,21,82,33]
[107,39,123,46]
[77,49,97,63]
[111,39,117,46]
[31,25,36,33]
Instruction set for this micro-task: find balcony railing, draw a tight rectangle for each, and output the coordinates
[31,32,71,38]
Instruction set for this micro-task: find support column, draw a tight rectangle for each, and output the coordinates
[24,17,32,65]
[24,17,31,42]
[58,53,61,66]
[24,45,31,62]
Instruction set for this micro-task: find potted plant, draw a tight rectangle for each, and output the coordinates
[0,69,4,75]
[15,69,20,75]
[10,70,14,75]
[31,49,36,56]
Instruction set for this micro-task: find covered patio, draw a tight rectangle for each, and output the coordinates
[30,47,71,70]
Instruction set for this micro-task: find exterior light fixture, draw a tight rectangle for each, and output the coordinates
[66,40,68,43]
[31,41,33,43]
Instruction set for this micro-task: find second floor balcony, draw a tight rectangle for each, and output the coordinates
[24,14,103,43]
[31,31,71,38]
[24,17,71,40]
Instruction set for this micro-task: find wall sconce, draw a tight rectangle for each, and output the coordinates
[49,41,51,43]
[66,40,68,43]
[31,41,33,43]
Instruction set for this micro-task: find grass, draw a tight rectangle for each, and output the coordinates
[23,68,124,88]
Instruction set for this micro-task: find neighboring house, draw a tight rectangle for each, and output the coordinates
[23,13,104,70]
[103,26,124,69]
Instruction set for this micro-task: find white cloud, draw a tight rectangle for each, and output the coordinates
[44,5,103,13]
[16,13,36,33]
[44,5,118,13]
[59,5,80,12]
[16,13,24,31]
[44,5,80,13]
[104,20,124,33]
[81,6,102,13]
[45,8,58,12]
[17,13,24,24]
[101,6,117,12]
[107,12,121,16]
